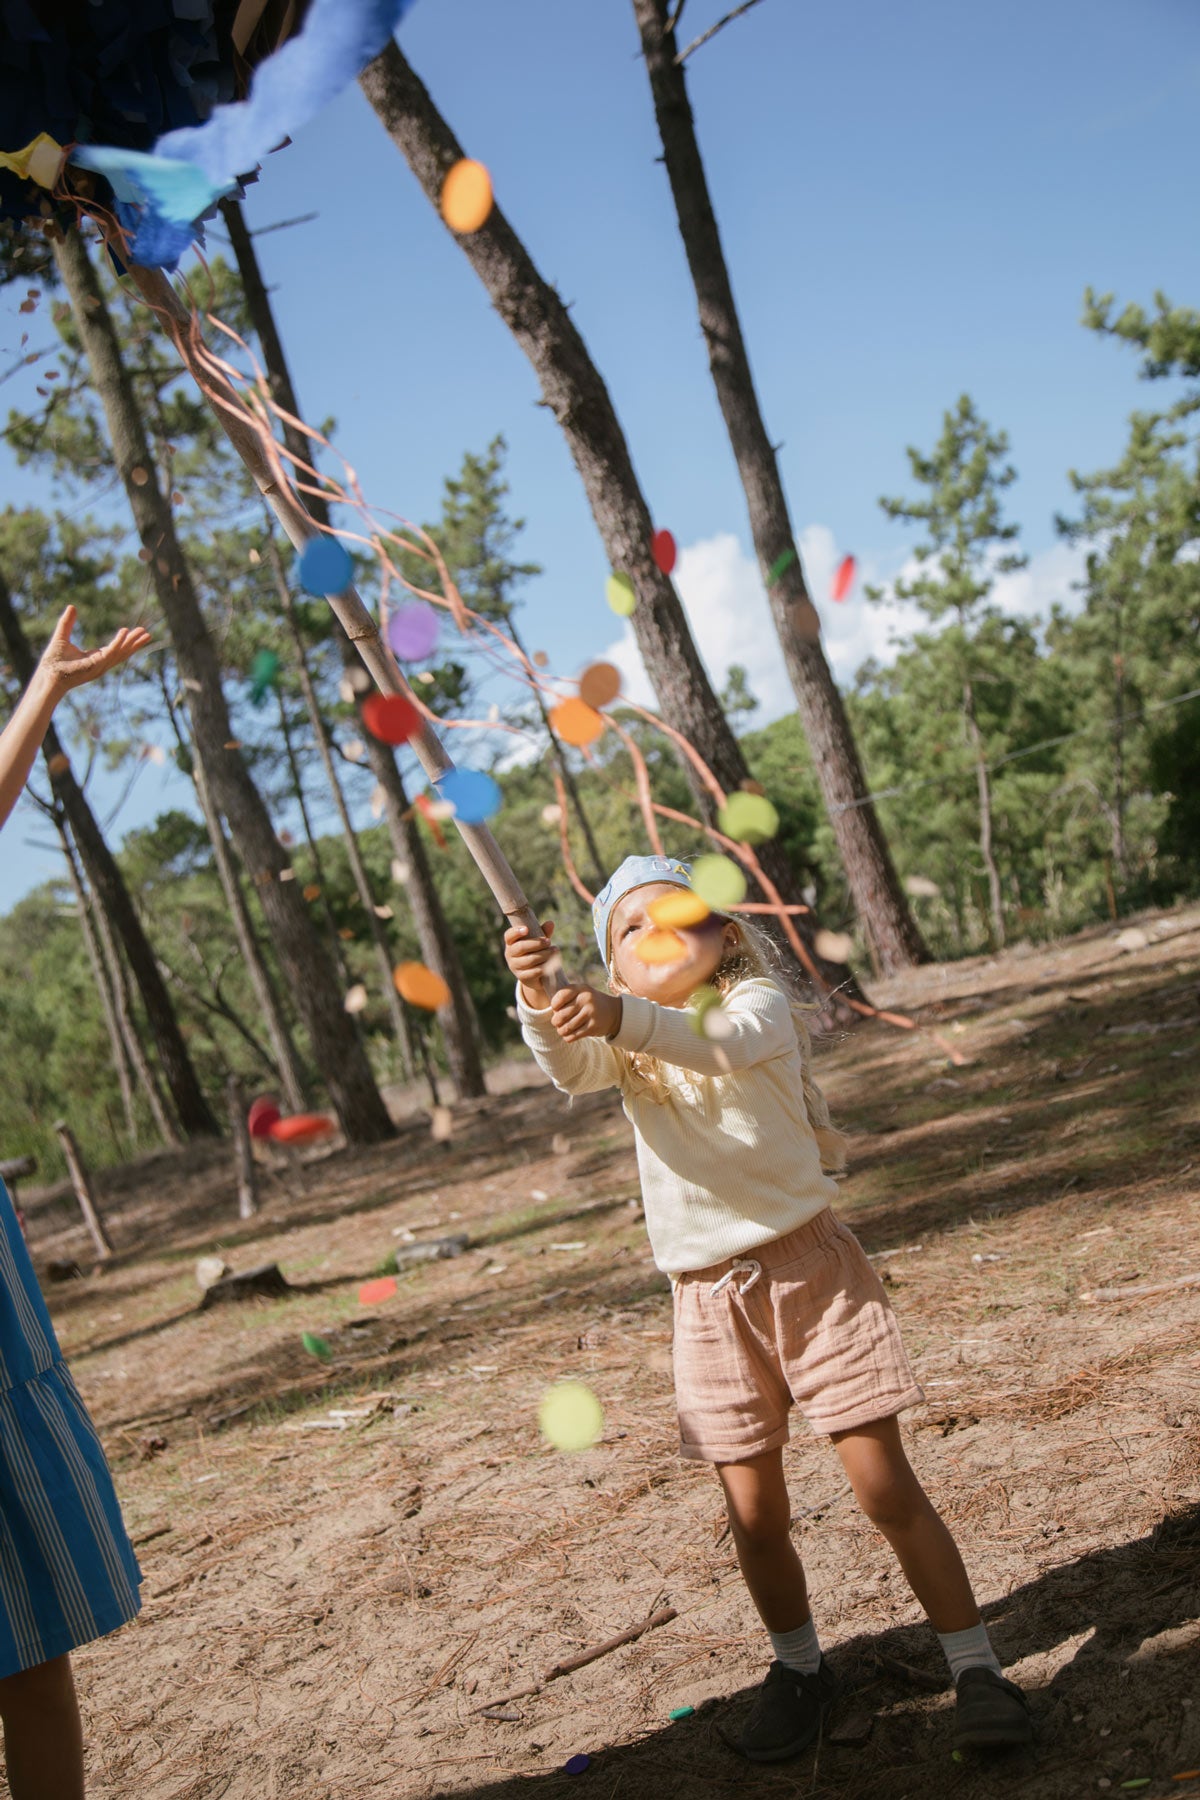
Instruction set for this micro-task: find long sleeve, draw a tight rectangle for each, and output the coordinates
[610,979,796,1077]
[517,993,623,1096]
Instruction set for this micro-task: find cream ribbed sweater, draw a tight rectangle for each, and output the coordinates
[518,977,839,1277]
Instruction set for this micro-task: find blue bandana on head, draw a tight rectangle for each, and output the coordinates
[592,854,693,968]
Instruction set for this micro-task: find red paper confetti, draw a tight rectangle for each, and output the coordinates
[652,529,677,576]
[362,692,420,746]
[358,1276,398,1306]
[415,792,448,849]
[831,554,857,602]
[269,1113,335,1145]
[247,1097,281,1140]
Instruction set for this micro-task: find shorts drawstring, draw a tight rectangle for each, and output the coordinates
[710,1257,762,1298]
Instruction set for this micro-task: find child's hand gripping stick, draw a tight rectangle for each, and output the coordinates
[503,914,569,1010]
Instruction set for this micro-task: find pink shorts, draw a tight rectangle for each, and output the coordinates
[672,1208,924,1463]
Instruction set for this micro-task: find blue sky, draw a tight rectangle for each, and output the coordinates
[2,0,1198,911]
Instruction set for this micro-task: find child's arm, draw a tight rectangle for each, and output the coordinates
[598,978,795,1077]
[504,922,622,1097]
[0,606,151,834]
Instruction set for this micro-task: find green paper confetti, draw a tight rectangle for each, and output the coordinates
[249,649,281,709]
[669,1706,694,1721]
[302,1331,332,1361]
[717,790,780,845]
[606,571,637,617]
[767,547,797,586]
[1121,1784,1151,1792]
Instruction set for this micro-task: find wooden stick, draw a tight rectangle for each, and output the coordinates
[471,1605,677,1712]
[226,1076,258,1219]
[128,264,559,981]
[1081,1272,1200,1304]
[53,1120,113,1262]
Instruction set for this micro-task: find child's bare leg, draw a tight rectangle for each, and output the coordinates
[831,1415,978,1631]
[716,1446,810,1631]
[0,1653,85,1800]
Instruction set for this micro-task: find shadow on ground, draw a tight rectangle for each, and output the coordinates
[431,1505,1200,1800]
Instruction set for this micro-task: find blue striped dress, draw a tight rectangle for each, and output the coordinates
[0,1178,141,1678]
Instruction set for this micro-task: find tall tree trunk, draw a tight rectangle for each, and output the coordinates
[364,733,487,1095]
[270,550,416,1081]
[1111,641,1128,888]
[161,680,310,1111]
[54,225,394,1144]
[962,678,1005,950]
[91,884,180,1145]
[358,42,860,1002]
[508,613,605,890]
[629,0,928,975]
[54,813,139,1148]
[0,567,215,1136]
[221,195,487,1091]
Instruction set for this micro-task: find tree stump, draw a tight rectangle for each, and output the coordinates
[52,1123,113,1263]
[198,1264,291,1310]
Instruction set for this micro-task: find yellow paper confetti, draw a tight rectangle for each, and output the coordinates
[539,1381,604,1452]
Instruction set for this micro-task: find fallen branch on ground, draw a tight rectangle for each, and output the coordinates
[1081,1272,1200,1304]
[471,1605,677,1711]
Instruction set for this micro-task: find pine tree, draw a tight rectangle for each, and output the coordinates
[873,395,1028,950]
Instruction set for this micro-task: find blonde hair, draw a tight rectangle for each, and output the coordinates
[608,914,847,1173]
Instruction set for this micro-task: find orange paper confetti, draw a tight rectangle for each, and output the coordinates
[550,698,604,748]
[394,961,451,1010]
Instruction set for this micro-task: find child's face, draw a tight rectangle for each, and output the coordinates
[608,883,736,1006]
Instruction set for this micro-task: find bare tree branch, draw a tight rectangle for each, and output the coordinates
[676,0,766,62]
[666,0,687,31]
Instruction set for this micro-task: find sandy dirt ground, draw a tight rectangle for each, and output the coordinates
[11,905,1200,1800]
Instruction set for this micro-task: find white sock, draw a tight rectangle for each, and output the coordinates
[769,1616,822,1676]
[938,1621,1002,1682]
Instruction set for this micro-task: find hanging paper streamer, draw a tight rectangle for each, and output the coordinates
[63,1,417,267]
[831,554,857,602]
[0,134,65,188]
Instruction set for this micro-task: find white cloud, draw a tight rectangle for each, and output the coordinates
[601,529,1087,724]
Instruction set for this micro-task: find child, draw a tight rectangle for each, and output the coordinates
[0,604,151,1800]
[504,854,1031,1762]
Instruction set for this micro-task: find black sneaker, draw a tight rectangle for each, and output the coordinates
[737,1657,838,1763]
[954,1666,1033,1750]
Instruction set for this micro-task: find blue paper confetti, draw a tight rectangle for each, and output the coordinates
[298,538,353,597]
[437,768,501,825]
